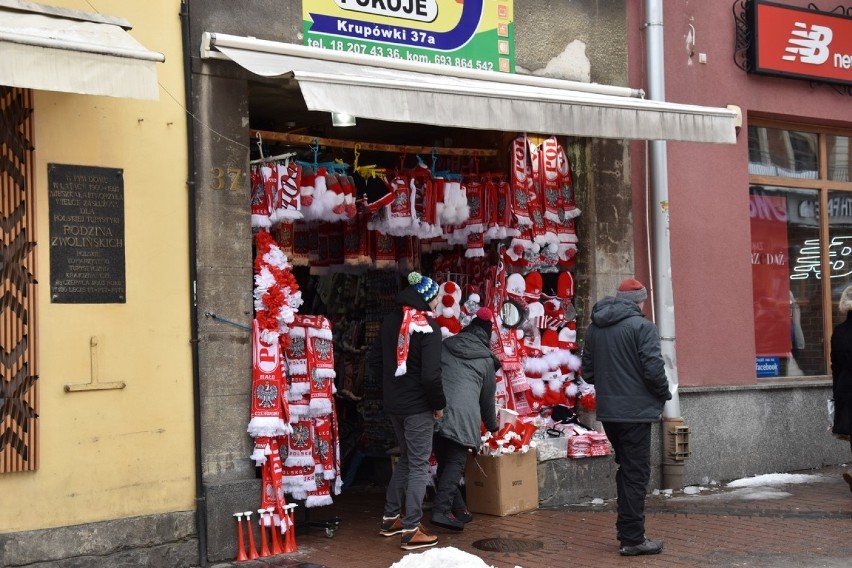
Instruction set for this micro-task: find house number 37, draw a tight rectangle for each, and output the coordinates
[210,166,244,191]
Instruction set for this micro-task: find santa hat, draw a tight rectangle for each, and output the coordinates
[558,322,578,351]
[524,271,542,302]
[540,329,559,353]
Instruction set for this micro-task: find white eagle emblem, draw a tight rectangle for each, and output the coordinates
[255,382,278,408]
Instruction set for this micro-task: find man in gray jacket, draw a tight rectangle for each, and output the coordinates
[581,279,671,557]
[431,307,500,531]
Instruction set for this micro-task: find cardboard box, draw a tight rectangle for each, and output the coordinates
[464,451,538,516]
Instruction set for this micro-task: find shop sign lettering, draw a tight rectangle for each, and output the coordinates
[304,0,514,73]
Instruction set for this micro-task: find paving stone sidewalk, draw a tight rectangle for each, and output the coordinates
[210,464,852,568]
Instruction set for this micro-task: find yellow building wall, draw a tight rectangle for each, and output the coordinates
[0,0,194,531]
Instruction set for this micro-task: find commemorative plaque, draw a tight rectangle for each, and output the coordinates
[48,164,126,303]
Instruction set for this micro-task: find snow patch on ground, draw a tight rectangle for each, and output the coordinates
[389,546,523,568]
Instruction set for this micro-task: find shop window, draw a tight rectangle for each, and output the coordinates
[749,122,852,378]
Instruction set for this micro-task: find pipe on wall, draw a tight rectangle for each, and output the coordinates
[644,0,689,489]
[180,1,208,565]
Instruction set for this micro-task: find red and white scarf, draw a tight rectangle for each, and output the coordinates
[395,306,435,376]
[248,320,291,438]
[283,418,315,468]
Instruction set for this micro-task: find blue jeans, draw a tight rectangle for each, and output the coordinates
[384,411,435,529]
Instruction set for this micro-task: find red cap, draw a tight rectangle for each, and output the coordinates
[476,307,493,320]
[618,278,645,292]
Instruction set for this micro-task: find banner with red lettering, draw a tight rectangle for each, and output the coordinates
[750,193,791,357]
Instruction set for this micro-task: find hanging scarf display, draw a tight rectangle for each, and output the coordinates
[539,137,563,224]
[284,324,309,397]
[290,222,311,267]
[271,162,303,224]
[313,416,336,480]
[282,463,317,501]
[387,174,413,234]
[305,317,336,417]
[251,166,272,229]
[395,305,435,376]
[305,472,333,508]
[464,178,486,258]
[283,418,315,467]
[253,230,302,345]
[373,232,396,269]
[510,135,533,227]
[248,320,291,438]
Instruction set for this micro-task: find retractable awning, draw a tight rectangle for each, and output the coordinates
[0,0,164,100]
[201,32,737,144]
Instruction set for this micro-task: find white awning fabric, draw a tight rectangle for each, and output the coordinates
[0,3,164,100]
[201,32,737,144]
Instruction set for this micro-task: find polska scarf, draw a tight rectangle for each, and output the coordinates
[395,306,435,376]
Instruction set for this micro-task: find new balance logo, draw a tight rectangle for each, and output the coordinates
[782,22,833,64]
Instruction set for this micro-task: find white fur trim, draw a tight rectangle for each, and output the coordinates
[309,398,333,417]
[307,327,333,340]
[283,454,315,467]
[251,214,272,228]
[305,495,334,508]
[246,417,290,438]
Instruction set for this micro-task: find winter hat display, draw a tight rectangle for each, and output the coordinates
[434,281,462,338]
[616,278,648,303]
[458,287,482,328]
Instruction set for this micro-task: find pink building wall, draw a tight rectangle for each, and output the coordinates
[627,1,850,386]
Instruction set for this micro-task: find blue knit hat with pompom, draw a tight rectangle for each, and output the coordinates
[408,271,439,303]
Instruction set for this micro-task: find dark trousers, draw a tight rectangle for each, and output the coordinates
[432,434,468,514]
[602,421,652,546]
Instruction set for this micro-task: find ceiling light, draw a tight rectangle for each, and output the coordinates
[331,112,356,127]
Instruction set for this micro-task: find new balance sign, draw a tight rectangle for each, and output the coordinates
[750,0,852,87]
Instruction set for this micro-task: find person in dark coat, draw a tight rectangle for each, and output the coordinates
[369,271,446,551]
[430,307,500,531]
[831,285,852,493]
[581,278,671,557]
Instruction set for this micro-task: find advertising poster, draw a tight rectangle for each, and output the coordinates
[303,0,515,73]
[750,192,792,358]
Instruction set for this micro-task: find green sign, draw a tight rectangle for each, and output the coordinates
[303,0,515,73]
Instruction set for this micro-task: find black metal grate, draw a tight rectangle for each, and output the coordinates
[0,86,38,473]
[472,537,544,553]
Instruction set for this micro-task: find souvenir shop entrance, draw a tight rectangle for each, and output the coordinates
[194,34,738,560]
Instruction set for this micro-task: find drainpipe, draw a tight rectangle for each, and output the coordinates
[180,1,208,566]
[644,0,690,490]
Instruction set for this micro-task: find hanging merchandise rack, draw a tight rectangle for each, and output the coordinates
[249,128,499,158]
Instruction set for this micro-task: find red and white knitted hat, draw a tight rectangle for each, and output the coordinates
[524,271,543,302]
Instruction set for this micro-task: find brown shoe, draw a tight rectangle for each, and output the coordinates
[379,515,404,537]
[400,524,438,550]
[843,472,852,494]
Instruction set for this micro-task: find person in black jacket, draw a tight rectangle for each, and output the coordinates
[369,271,446,551]
[831,285,852,493]
[581,278,671,557]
